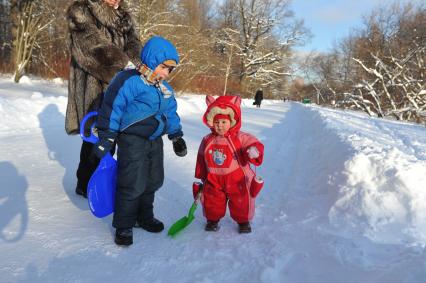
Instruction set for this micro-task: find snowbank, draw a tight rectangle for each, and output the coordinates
[309,106,426,246]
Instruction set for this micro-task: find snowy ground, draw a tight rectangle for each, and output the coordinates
[1,76,426,283]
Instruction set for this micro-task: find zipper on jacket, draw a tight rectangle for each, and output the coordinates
[227,135,253,216]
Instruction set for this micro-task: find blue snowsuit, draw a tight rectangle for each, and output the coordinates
[96,36,183,229]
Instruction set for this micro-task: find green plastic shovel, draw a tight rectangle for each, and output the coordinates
[168,190,202,237]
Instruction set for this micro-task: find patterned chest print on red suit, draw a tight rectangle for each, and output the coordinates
[206,144,233,168]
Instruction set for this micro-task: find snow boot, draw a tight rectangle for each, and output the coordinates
[75,182,87,198]
[115,228,133,246]
[238,222,251,234]
[135,218,164,233]
[205,220,219,232]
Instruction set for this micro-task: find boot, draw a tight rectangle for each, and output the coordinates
[75,181,87,198]
[115,228,133,246]
[135,218,164,233]
[238,222,251,234]
[205,220,219,232]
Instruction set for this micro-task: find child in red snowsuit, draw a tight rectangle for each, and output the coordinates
[194,95,264,233]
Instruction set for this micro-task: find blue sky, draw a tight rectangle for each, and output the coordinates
[290,0,420,53]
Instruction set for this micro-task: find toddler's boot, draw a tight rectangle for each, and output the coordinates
[238,222,251,234]
[205,220,219,232]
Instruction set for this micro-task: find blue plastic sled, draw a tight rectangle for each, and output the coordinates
[80,111,117,218]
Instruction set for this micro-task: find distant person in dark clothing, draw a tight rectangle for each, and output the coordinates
[254,89,263,108]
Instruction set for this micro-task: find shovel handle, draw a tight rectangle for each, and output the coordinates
[187,188,203,217]
[80,111,99,144]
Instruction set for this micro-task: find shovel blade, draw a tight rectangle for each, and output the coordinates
[167,203,198,237]
[167,216,190,237]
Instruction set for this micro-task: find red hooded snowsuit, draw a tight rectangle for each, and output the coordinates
[195,95,264,223]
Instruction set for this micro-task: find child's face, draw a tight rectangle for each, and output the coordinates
[213,119,231,136]
[153,63,174,81]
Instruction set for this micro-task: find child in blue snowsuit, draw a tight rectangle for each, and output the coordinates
[92,36,187,246]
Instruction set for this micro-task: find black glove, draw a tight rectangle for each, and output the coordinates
[91,138,114,163]
[172,137,187,157]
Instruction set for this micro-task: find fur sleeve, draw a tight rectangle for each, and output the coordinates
[67,2,87,31]
[67,2,129,83]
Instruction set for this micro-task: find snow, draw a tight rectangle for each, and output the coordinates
[1,76,426,283]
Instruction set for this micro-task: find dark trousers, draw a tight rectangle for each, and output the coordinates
[76,140,116,193]
[76,141,99,193]
[112,134,164,229]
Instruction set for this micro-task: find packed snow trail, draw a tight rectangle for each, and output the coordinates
[1,77,426,283]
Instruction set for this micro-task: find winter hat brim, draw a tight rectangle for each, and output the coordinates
[213,114,231,122]
[206,106,236,128]
[163,60,177,67]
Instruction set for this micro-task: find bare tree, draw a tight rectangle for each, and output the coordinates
[11,0,52,82]
[0,0,13,68]
[298,51,343,105]
[127,0,219,93]
[214,27,240,94]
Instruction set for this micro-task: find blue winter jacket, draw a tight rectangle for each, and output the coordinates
[97,36,183,141]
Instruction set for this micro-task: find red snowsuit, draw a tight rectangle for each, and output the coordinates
[195,95,264,223]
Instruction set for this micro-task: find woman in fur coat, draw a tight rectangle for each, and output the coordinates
[65,0,141,197]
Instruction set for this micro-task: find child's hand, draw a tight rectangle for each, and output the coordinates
[192,182,203,199]
[92,137,114,161]
[247,146,260,159]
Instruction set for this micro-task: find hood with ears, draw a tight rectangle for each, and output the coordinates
[203,95,242,134]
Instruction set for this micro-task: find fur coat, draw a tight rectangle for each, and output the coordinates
[65,0,141,135]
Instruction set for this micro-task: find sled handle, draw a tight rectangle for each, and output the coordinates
[80,111,99,144]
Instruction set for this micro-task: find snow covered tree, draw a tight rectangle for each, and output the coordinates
[336,2,426,123]
[302,1,425,124]
[341,46,425,123]
[215,0,307,95]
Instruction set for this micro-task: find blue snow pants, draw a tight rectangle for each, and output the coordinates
[112,134,164,229]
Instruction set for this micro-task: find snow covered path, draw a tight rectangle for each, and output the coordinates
[1,77,426,283]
